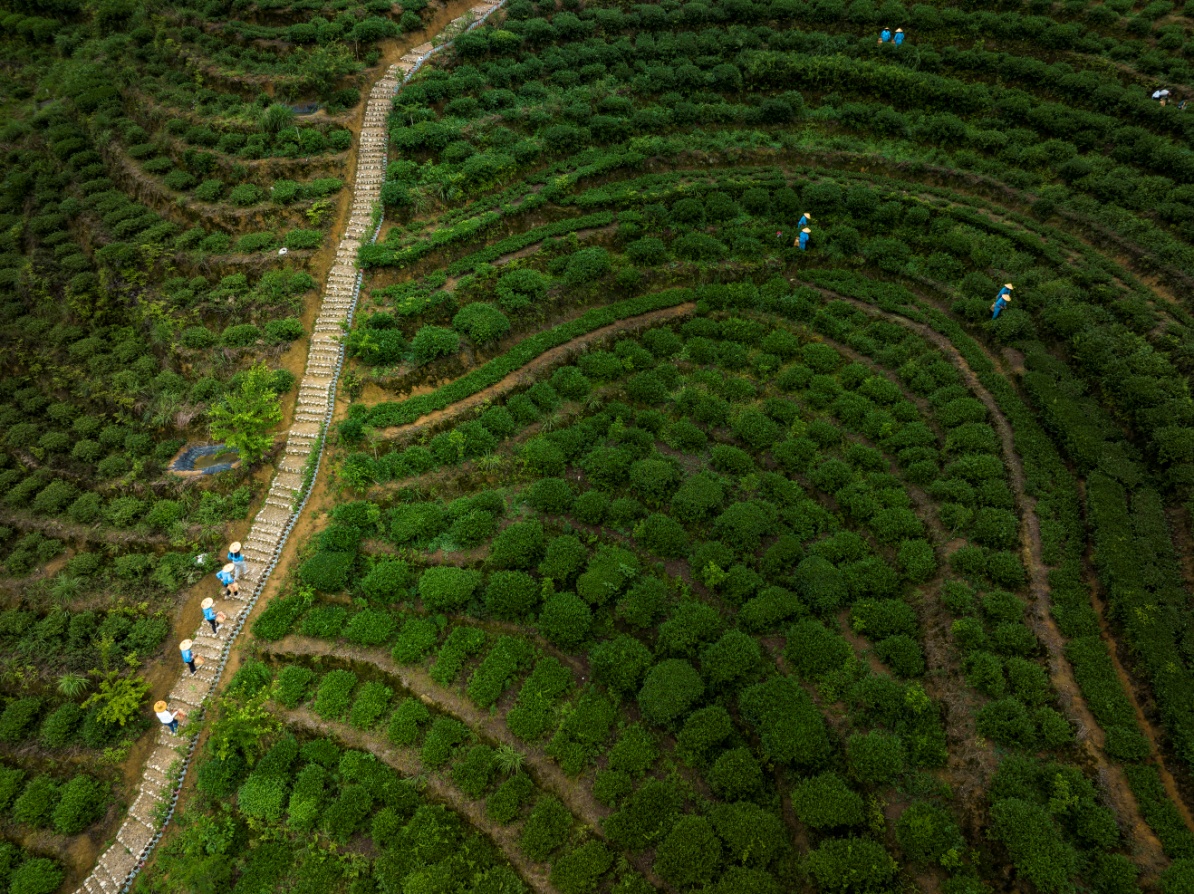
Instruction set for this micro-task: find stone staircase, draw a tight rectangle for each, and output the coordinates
[71,4,507,892]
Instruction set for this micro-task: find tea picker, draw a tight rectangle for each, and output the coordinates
[991,283,1013,320]
[227,542,245,580]
[154,701,184,734]
[201,597,223,635]
[798,227,812,251]
[798,211,813,229]
[894,28,905,45]
[217,562,239,598]
[879,26,891,43]
[180,639,197,675]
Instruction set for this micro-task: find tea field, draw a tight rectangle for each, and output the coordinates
[7,0,1194,890]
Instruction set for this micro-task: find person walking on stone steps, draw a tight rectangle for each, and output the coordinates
[202,597,222,636]
[894,27,905,45]
[799,227,812,251]
[227,542,245,580]
[154,701,182,734]
[798,211,813,229]
[180,639,197,675]
[991,283,1013,320]
[217,562,239,598]
[879,26,892,43]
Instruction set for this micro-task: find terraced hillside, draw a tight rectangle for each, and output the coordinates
[10,0,1194,891]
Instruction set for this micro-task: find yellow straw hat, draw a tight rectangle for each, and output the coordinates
[802,227,811,233]
[1004,283,1014,289]
[803,212,812,220]
[229,542,242,553]
[896,27,903,32]
[222,563,235,574]
[154,701,168,712]
[201,597,214,609]
[180,639,193,651]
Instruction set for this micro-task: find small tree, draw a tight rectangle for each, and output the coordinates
[209,362,283,465]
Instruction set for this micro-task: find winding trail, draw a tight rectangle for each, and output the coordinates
[71,6,506,892]
[804,283,1171,872]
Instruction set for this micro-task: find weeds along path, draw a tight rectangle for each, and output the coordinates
[70,6,507,892]
[277,707,558,894]
[806,284,1170,870]
[265,636,612,831]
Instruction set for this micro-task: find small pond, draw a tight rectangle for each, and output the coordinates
[290,102,320,116]
[171,444,239,475]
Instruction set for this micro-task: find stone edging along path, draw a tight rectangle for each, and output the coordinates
[73,6,506,893]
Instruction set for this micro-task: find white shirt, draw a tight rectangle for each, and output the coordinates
[156,709,175,724]
[1154,90,1170,99]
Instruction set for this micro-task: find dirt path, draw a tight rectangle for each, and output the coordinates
[266,636,611,829]
[804,283,1169,872]
[374,302,696,440]
[277,707,558,894]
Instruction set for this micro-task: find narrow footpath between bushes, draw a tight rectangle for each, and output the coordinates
[69,4,506,892]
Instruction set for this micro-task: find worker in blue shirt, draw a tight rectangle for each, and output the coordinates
[799,227,811,251]
[227,541,244,580]
[894,28,905,45]
[217,562,239,598]
[798,211,812,229]
[879,27,891,43]
[991,284,1013,319]
[180,639,197,675]
[201,597,222,635]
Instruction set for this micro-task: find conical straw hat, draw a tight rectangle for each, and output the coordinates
[229,542,242,553]
[154,701,168,712]
[201,597,214,609]
[179,639,193,651]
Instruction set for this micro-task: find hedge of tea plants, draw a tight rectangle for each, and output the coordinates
[264,0,1194,887]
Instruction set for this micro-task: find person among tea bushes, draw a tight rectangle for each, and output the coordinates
[201,597,222,635]
[227,542,245,580]
[991,284,1013,320]
[1153,88,1171,102]
[154,701,181,734]
[799,227,812,251]
[798,211,813,229]
[216,562,239,598]
[180,639,197,675]
[879,26,891,43]
[894,27,905,45]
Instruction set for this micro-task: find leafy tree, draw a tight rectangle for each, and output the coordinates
[208,362,283,465]
[82,671,149,728]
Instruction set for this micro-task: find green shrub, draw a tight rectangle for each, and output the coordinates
[538,592,591,650]
[421,716,469,767]
[299,551,354,593]
[608,725,658,777]
[977,698,1037,748]
[452,744,496,799]
[604,778,682,850]
[700,630,762,688]
[487,773,535,824]
[467,636,534,707]
[638,659,704,727]
[454,302,510,344]
[411,325,460,363]
[526,478,573,515]
[496,268,549,310]
[387,698,431,747]
[484,571,540,620]
[360,559,411,603]
[520,796,572,860]
[847,731,907,786]
[989,798,1077,894]
[590,635,652,694]
[551,841,614,894]
[8,859,63,894]
[805,837,897,894]
[707,746,764,800]
[419,566,483,611]
[0,698,41,743]
[39,702,82,748]
[312,670,357,721]
[676,706,734,766]
[785,618,852,680]
[12,774,59,826]
[349,681,392,729]
[301,604,348,638]
[654,816,722,889]
[739,678,829,768]
[344,608,397,645]
[896,802,965,867]
[52,775,105,834]
[488,519,546,569]
[275,665,315,708]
